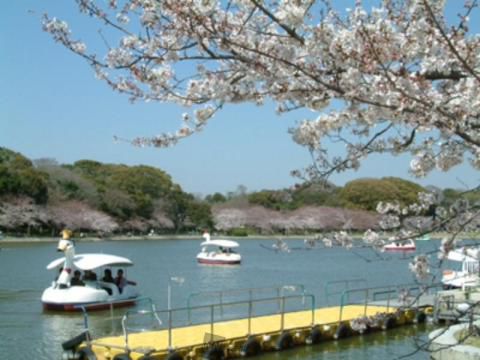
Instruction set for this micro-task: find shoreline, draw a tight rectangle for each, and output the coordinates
[1,232,479,245]
[0,233,339,244]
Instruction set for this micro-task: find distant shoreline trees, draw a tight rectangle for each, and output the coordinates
[0,147,213,234]
[1,147,477,237]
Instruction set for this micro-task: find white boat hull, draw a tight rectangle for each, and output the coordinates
[442,271,480,289]
[383,240,416,252]
[41,282,138,311]
[383,245,416,251]
[196,252,241,265]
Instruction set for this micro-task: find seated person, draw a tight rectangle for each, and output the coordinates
[70,270,85,286]
[102,269,115,283]
[83,270,97,281]
[101,269,115,295]
[115,269,136,293]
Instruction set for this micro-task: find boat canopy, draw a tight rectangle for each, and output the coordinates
[200,239,239,248]
[46,253,134,270]
[447,248,479,263]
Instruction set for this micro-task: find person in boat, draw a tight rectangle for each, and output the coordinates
[102,269,115,283]
[70,270,85,286]
[83,270,97,281]
[115,269,136,293]
[101,269,115,295]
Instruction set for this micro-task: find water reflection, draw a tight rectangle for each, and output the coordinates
[258,324,432,360]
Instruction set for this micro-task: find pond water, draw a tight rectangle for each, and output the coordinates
[0,238,441,359]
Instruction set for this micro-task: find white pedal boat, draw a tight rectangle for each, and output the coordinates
[41,234,139,311]
[383,239,416,252]
[197,232,241,265]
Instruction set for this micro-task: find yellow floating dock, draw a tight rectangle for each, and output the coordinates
[80,305,424,360]
[66,284,437,360]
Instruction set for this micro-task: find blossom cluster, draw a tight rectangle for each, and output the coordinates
[409,255,430,280]
[42,0,479,169]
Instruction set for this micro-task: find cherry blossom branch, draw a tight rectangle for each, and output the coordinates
[422,0,480,83]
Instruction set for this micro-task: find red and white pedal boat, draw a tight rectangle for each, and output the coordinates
[196,232,241,265]
[383,239,416,252]
[41,234,139,311]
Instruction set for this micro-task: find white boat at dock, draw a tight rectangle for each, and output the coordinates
[197,232,241,265]
[442,247,480,290]
[41,230,139,311]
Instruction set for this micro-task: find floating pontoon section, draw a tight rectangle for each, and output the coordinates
[65,283,440,360]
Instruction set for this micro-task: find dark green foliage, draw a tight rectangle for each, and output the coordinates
[247,181,340,210]
[164,189,213,232]
[339,177,425,211]
[205,192,227,203]
[185,201,214,230]
[2,147,469,235]
[70,162,175,219]
[0,147,49,203]
[100,188,135,219]
[248,190,291,210]
[290,181,341,208]
[442,187,480,208]
[37,161,100,206]
[1,148,214,231]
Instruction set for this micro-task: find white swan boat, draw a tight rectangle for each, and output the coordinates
[197,232,241,265]
[442,247,480,290]
[41,233,139,311]
[383,239,416,252]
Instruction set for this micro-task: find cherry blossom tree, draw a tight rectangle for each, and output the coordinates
[43,0,480,278]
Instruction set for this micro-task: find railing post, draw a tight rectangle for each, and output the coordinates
[210,305,214,343]
[280,296,285,331]
[339,291,345,323]
[364,289,368,316]
[220,292,224,319]
[311,295,315,326]
[248,298,252,335]
[80,306,89,330]
[387,286,391,312]
[121,314,129,352]
[80,306,91,345]
[276,288,281,312]
[187,294,192,325]
[168,309,173,350]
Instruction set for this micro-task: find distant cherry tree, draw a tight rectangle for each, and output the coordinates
[43,0,480,278]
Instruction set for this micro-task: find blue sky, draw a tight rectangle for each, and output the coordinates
[1,1,478,195]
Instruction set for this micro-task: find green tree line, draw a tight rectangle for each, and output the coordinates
[0,147,212,232]
[1,147,476,234]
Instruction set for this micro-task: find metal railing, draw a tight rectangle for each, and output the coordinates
[186,284,306,324]
[77,297,158,342]
[434,292,480,324]
[117,293,315,353]
[337,282,442,322]
[324,278,368,306]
